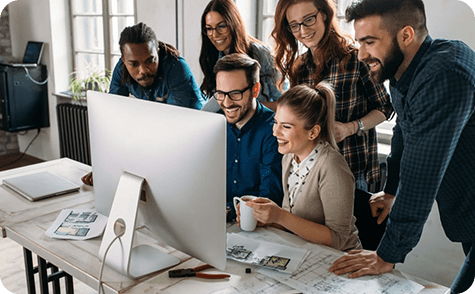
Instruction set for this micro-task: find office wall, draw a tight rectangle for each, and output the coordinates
[7,0,59,160]
[425,0,475,49]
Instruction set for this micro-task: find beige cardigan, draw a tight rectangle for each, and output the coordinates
[282,141,362,251]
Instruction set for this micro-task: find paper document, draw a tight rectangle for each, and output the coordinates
[258,242,424,294]
[45,209,107,240]
[210,275,297,294]
[226,233,310,274]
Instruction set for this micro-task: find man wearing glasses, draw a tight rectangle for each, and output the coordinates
[213,53,283,222]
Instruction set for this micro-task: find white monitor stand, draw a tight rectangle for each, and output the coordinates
[98,172,180,279]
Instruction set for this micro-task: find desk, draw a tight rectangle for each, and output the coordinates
[1,159,449,294]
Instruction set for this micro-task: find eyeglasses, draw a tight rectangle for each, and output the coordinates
[287,11,320,33]
[203,22,228,36]
[214,85,252,101]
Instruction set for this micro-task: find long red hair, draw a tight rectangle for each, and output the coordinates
[272,0,355,87]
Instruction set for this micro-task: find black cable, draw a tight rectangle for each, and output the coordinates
[0,129,41,170]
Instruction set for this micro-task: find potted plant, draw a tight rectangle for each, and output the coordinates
[69,69,111,100]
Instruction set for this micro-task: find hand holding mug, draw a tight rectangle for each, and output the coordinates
[233,195,257,231]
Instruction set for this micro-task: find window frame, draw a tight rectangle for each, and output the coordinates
[69,0,137,77]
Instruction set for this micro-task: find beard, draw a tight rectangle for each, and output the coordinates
[367,36,404,84]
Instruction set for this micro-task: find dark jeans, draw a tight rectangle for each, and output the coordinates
[353,188,387,250]
[450,242,475,293]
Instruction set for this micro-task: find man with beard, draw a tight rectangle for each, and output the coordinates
[214,53,283,222]
[329,1,475,293]
[109,22,205,109]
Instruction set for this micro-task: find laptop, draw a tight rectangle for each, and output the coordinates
[2,171,80,202]
[5,41,44,67]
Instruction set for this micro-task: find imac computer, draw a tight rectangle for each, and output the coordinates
[87,91,227,278]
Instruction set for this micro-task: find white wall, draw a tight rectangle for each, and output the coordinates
[136,0,177,47]
[425,0,475,49]
[8,0,64,161]
[235,0,256,37]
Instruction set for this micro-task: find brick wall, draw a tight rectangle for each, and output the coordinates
[0,7,12,56]
[0,6,19,156]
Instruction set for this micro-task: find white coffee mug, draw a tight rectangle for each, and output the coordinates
[233,195,258,231]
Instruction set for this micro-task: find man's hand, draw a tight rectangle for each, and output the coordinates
[81,172,93,186]
[369,192,395,224]
[329,250,394,278]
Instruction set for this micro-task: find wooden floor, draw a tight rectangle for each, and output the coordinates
[0,153,96,294]
[0,153,44,172]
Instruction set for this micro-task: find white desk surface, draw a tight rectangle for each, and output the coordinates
[0,159,448,294]
[0,158,93,238]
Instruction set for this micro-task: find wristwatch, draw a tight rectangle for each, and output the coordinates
[356,119,365,136]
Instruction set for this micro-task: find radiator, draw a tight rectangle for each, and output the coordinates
[56,103,91,165]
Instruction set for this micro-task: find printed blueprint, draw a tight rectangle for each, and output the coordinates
[258,242,424,294]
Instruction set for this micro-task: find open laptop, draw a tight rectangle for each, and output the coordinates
[4,41,44,67]
[2,171,80,202]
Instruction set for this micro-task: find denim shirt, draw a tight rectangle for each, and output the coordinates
[225,102,283,221]
[378,36,475,263]
[109,55,205,109]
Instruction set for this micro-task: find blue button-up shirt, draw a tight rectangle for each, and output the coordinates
[225,102,283,220]
[109,55,205,109]
[379,36,475,263]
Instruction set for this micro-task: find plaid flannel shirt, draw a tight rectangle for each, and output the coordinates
[298,49,393,184]
[379,36,475,263]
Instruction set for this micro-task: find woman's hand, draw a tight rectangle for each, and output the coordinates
[334,121,355,143]
[246,198,283,225]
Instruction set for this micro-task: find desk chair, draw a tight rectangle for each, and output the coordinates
[353,188,387,250]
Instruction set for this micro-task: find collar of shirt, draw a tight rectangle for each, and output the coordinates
[288,147,319,208]
[227,101,264,136]
[390,35,433,93]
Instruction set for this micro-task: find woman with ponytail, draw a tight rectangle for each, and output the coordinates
[241,83,361,251]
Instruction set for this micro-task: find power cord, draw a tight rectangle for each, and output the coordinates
[0,128,41,170]
[97,227,125,294]
[23,66,48,85]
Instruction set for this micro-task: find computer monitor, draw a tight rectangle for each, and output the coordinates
[87,91,227,278]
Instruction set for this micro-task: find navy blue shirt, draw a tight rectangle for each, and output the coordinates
[225,102,283,221]
[379,36,475,263]
[109,55,205,109]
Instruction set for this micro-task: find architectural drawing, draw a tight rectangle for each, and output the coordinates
[258,243,425,294]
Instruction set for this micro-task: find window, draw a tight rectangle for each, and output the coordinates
[256,0,279,44]
[70,0,136,79]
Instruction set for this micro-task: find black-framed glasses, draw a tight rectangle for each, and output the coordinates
[203,22,228,36]
[214,85,253,101]
[287,11,320,33]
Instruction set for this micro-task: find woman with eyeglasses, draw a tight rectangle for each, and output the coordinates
[272,0,393,193]
[240,83,362,251]
[199,0,281,112]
